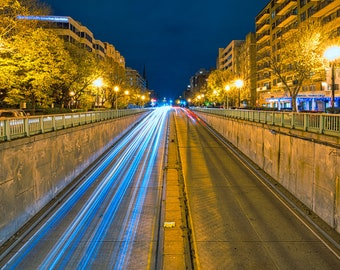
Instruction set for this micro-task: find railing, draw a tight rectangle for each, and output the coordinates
[0,109,149,142]
[192,108,340,137]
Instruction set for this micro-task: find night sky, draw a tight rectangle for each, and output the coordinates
[43,0,270,99]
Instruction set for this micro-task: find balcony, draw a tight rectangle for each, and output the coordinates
[322,9,340,25]
[256,30,270,43]
[256,20,270,33]
[256,8,270,24]
[311,0,340,18]
[257,63,272,72]
[276,9,298,28]
[276,0,297,16]
[281,26,298,38]
[257,41,271,53]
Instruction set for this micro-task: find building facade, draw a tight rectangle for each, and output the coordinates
[238,32,257,106]
[255,0,340,110]
[18,15,125,68]
[217,40,244,72]
[125,67,147,90]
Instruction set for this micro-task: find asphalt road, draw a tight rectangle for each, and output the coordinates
[1,107,339,269]
[174,107,340,269]
[1,107,169,269]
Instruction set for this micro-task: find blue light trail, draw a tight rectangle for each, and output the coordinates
[2,106,171,269]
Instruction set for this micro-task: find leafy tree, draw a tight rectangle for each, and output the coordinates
[101,58,127,108]
[0,0,49,39]
[206,69,234,107]
[62,43,102,109]
[3,28,71,111]
[270,20,335,111]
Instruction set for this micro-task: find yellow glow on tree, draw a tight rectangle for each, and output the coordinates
[270,20,335,111]
[2,28,72,110]
[206,69,234,105]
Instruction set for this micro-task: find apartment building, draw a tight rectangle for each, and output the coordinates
[255,0,340,110]
[191,68,210,92]
[126,67,147,90]
[238,32,257,106]
[217,36,257,107]
[18,15,125,68]
[217,40,244,72]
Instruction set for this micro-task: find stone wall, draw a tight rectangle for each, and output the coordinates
[0,113,147,245]
[195,112,340,233]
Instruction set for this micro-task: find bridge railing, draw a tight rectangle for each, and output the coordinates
[192,108,340,137]
[0,109,148,142]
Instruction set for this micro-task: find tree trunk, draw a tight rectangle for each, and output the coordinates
[291,94,297,112]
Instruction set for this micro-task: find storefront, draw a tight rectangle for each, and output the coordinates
[265,94,339,112]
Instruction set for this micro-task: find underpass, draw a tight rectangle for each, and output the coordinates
[1,107,169,269]
[1,107,339,269]
[174,107,339,269]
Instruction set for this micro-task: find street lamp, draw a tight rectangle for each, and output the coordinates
[235,79,244,108]
[324,46,340,108]
[92,78,104,108]
[69,91,75,109]
[141,95,145,108]
[114,85,119,111]
[224,85,230,109]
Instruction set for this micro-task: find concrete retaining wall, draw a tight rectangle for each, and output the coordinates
[0,113,147,245]
[195,111,340,233]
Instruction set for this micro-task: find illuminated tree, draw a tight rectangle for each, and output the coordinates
[270,20,335,111]
[0,0,49,39]
[206,69,234,106]
[3,28,71,110]
[55,43,100,109]
[101,58,127,108]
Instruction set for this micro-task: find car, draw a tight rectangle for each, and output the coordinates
[0,109,27,118]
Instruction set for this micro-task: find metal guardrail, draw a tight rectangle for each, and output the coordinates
[192,108,340,137]
[0,109,148,142]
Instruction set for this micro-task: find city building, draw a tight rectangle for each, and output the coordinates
[125,67,147,90]
[255,0,340,110]
[238,32,257,106]
[17,15,125,68]
[187,68,210,98]
[217,40,244,72]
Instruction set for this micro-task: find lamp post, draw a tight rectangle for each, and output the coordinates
[69,91,75,109]
[114,85,119,111]
[324,46,340,108]
[224,85,230,109]
[124,90,129,108]
[235,79,244,108]
[92,78,104,108]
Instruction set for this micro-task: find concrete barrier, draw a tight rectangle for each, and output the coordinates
[0,113,148,245]
[195,111,340,233]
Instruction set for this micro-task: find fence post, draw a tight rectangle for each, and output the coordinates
[319,115,325,134]
[24,118,30,137]
[4,120,11,141]
[304,114,308,131]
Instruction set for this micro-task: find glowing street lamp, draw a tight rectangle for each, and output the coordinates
[235,79,244,108]
[224,85,230,109]
[114,85,120,111]
[92,78,104,108]
[69,91,75,109]
[141,95,146,108]
[324,46,340,108]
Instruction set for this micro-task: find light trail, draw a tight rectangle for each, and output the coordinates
[2,106,171,269]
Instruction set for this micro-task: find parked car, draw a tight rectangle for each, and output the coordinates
[0,109,27,118]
